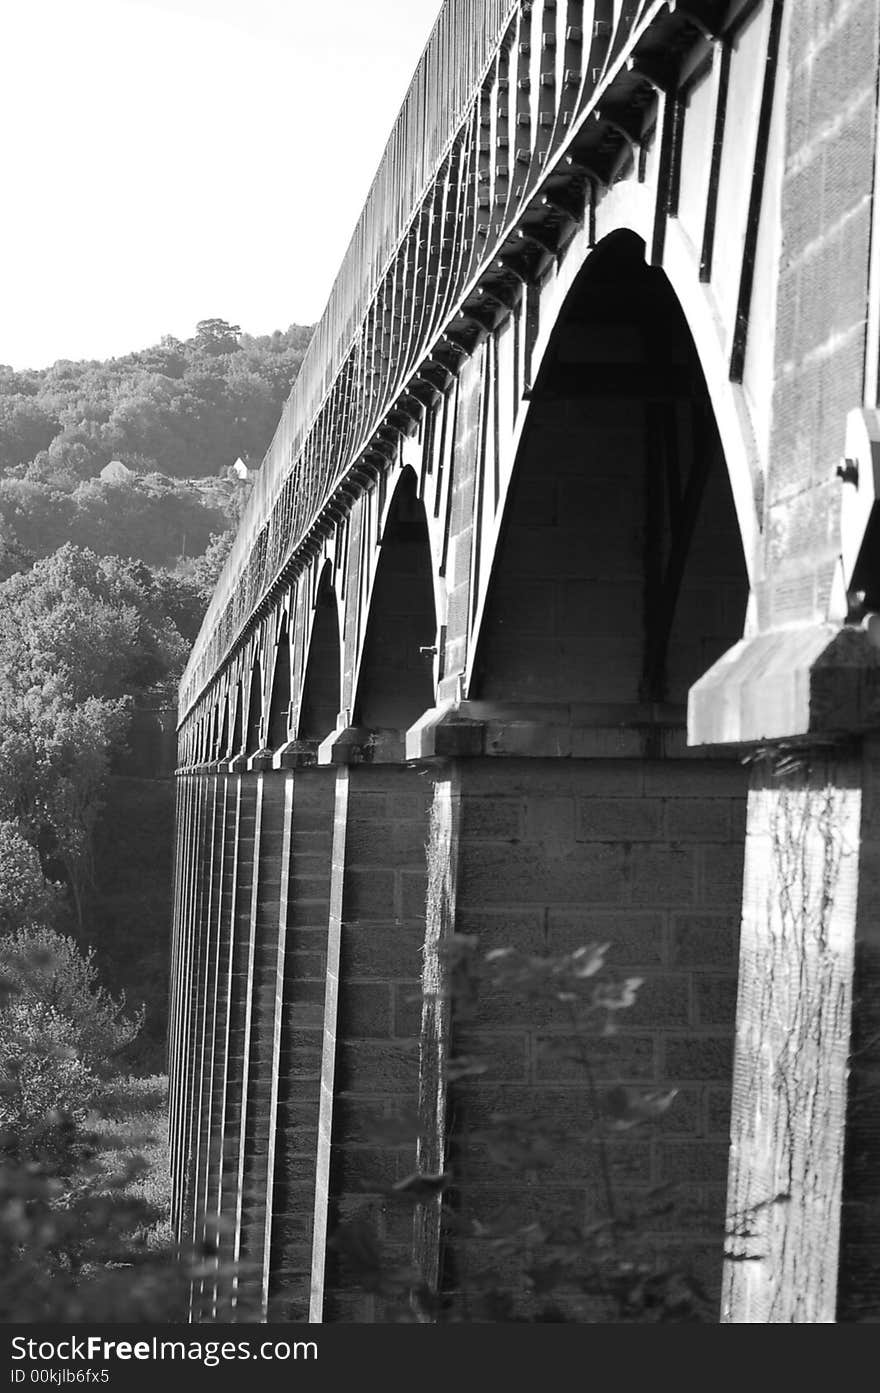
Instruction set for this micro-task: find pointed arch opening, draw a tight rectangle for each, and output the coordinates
[229,681,243,758]
[216,695,229,762]
[197,714,209,765]
[207,705,218,763]
[298,565,341,742]
[244,659,263,756]
[471,230,749,707]
[354,467,436,731]
[455,230,751,1318]
[267,619,292,751]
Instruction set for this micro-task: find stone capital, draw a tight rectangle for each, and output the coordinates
[688,623,880,747]
[316,724,407,766]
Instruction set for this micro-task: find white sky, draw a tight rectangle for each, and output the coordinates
[0,0,444,369]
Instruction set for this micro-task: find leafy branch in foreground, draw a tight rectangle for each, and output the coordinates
[0,927,143,1090]
[0,933,178,1322]
[331,936,713,1323]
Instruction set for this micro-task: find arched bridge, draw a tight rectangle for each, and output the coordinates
[169,0,880,1323]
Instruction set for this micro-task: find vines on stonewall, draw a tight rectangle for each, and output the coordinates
[329,935,715,1323]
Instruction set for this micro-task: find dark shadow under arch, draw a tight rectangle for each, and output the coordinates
[472,230,748,707]
[354,468,436,730]
[207,705,218,763]
[298,565,341,742]
[267,620,292,751]
[450,231,750,1320]
[216,696,229,762]
[229,681,243,758]
[244,660,263,756]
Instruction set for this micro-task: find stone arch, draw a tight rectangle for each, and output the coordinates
[206,704,218,764]
[229,679,244,760]
[267,616,292,752]
[244,658,263,757]
[197,711,209,766]
[216,693,229,763]
[298,563,341,742]
[659,227,762,583]
[354,466,437,731]
[453,228,751,1313]
[471,229,749,707]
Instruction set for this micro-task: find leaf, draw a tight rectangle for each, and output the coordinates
[445,1056,488,1081]
[603,1086,679,1129]
[391,1171,451,1199]
[484,947,514,963]
[594,976,643,1011]
[570,943,610,978]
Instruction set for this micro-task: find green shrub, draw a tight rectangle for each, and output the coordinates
[0,1069,187,1323]
[0,926,144,1080]
[0,821,62,932]
[0,999,95,1155]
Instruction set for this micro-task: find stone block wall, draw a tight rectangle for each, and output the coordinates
[839,739,880,1320]
[764,0,880,627]
[320,765,431,1323]
[433,752,747,1318]
[267,770,334,1320]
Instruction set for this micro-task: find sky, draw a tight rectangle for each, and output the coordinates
[0,0,444,370]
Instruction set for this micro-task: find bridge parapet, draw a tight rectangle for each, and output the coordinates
[180,0,518,718]
[179,0,711,721]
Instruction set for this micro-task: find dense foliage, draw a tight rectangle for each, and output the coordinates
[0,319,311,1323]
[0,546,189,927]
[0,932,183,1321]
[0,319,311,577]
[0,317,311,1062]
[0,319,311,479]
[0,928,143,1148]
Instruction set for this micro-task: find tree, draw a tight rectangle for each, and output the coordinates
[0,996,95,1155]
[0,546,190,921]
[0,320,312,494]
[194,318,242,356]
[0,544,189,699]
[0,319,312,1062]
[0,477,75,561]
[173,527,234,606]
[0,926,143,1082]
[0,819,62,931]
[0,926,142,1171]
[0,514,34,581]
[0,397,60,470]
[0,929,175,1325]
[68,475,229,568]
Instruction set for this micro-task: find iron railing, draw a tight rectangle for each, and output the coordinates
[180,0,519,715]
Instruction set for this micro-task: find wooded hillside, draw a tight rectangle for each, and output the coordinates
[0,319,312,576]
[0,318,312,1068]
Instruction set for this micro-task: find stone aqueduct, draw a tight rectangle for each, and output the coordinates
[169,0,880,1321]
